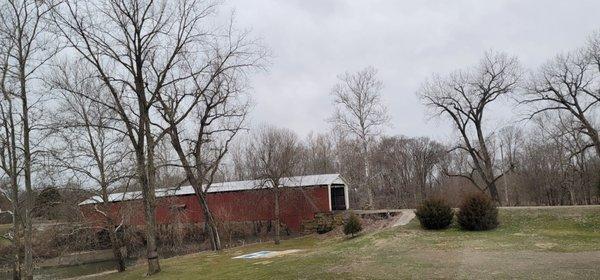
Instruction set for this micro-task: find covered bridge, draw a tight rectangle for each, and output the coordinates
[79,174,349,232]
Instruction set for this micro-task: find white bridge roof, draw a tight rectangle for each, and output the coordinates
[79,173,345,205]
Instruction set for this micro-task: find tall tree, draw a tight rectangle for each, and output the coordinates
[50,62,133,272]
[52,0,224,274]
[244,126,302,245]
[0,34,24,279]
[328,66,390,208]
[155,28,265,250]
[523,40,600,160]
[419,51,521,204]
[0,1,59,278]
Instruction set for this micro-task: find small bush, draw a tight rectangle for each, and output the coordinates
[457,193,499,231]
[415,198,454,230]
[316,223,334,234]
[343,214,362,237]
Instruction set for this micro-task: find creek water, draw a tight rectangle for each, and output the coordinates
[0,260,129,279]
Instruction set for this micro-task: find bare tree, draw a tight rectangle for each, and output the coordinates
[332,137,364,207]
[155,28,264,250]
[0,34,24,279]
[0,1,59,278]
[523,45,600,159]
[300,132,337,175]
[49,62,133,272]
[328,66,390,208]
[371,137,412,207]
[52,0,227,274]
[498,126,524,206]
[244,126,302,245]
[511,114,594,205]
[370,136,446,208]
[408,137,447,202]
[419,51,521,204]
[535,114,596,205]
[228,136,251,181]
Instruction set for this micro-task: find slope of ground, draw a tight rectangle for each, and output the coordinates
[95,206,600,280]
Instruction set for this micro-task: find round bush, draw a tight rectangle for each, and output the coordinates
[415,198,454,230]
[457,193,499,231]
[343,214,363,237]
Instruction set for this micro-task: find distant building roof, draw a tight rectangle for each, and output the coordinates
[79,173,345,205]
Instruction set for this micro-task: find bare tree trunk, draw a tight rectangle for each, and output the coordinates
[488,181,501,205]
[134,132,160,274]
[164,125,223,251]
[101,197,126,273]
[203,208,221,251]
[500,143,510,206]
[362,139,375,209]
[102,195,126,272]
[139,173,160,274]
[10,173,22,280]
[476,124,502,204]
[99,179,127,271]
[134,55,160,274]
[569,187,576,205]
[192,183,222,251]
[19,62,33,280]
[142,141,160,275]
[274,187,281,245]
[593,135,600,162]
[5,93,22,280]
[11,199,22,280]
[107,227,125,272]
[197,194,221,251]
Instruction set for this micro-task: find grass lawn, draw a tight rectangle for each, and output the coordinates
[96,206,600,280]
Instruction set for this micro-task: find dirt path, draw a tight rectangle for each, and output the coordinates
[391,210,415,227]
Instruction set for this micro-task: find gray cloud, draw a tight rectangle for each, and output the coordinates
[222,0,600,140]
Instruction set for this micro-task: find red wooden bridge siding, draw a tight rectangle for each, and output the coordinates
[80,186,330,232]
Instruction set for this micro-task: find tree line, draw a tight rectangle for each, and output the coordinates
[229,47,599,210]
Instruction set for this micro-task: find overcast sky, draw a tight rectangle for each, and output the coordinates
[221,0,600,141]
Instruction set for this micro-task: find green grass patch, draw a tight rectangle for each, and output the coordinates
[94,206,600,280]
